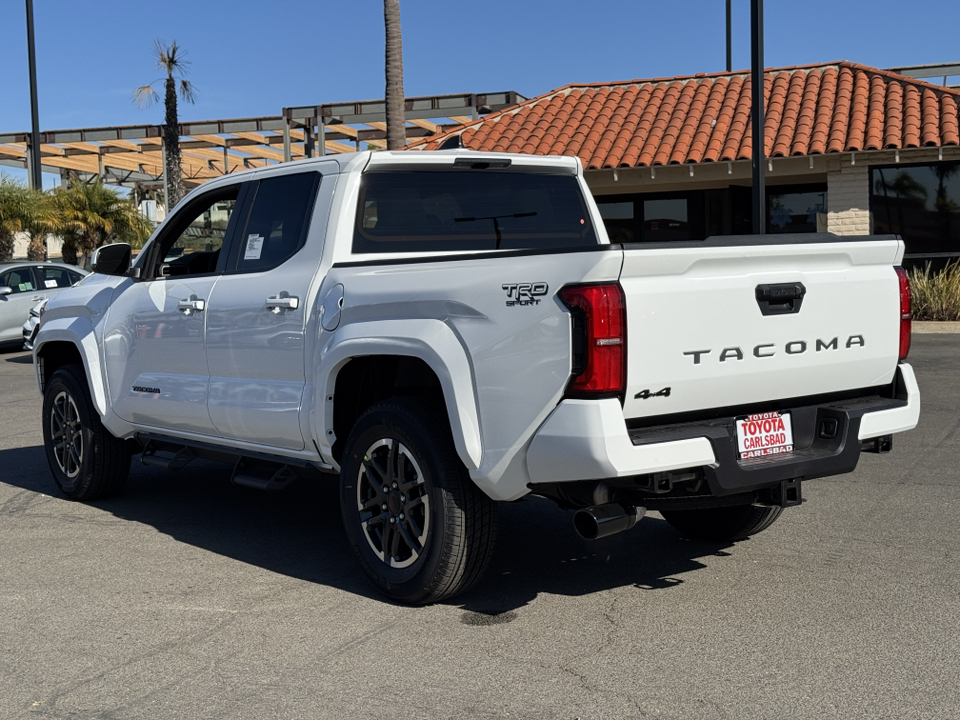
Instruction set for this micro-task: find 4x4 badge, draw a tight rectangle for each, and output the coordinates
[503,282,548,307]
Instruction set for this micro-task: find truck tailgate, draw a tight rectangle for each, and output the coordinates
[619,236,905,421]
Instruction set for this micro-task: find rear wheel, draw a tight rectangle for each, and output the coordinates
[42,364,130,500]
[660,504,783,542]
[339,399,497,605]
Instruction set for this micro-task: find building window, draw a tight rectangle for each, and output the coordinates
[644,198,690,241]
[595,192,703,243]
[597,201,635,243]
[766,185,828,234]
[871,162,960,262]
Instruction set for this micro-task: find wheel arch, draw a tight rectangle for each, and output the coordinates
[314,320,482,471]
[35,324,107,416]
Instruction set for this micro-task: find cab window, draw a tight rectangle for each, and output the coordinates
[232,172,321,273]
[145,185,240,279]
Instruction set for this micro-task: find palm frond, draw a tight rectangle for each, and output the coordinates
[179,79,197,104]
[134,85,159,108]
[154,38,190,77]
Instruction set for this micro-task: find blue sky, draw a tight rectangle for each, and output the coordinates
[2,0,959,186]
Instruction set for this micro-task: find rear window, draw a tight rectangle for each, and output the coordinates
[353,171,598,253]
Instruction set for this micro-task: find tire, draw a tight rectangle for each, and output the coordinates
[660,504,783,542]
[42,364,130,500]
[339,398,498,605]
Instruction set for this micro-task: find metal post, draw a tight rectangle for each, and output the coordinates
[726,0,732,72]
[25,0,43,190]
[304,126,314,159]
[283,120,292,163]
[223,145,229,175]
[160,138,170,211]
[750,0,765,235]
[318,117,326,157]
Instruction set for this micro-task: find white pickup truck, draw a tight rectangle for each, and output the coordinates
[34,150,920,604]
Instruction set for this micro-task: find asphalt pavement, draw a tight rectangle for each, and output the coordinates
[1,337,958,719]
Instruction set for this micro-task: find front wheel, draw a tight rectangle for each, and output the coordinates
[339,399,498,605]
[659,504,783,542]
[42,364,130,500]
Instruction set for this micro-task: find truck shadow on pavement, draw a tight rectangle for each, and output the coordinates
[1,444,733,613]
[3,353,33,364]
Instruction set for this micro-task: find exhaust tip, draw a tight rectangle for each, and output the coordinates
[574,503,643,540]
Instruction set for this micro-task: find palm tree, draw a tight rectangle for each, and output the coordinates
[384,0,406,150]
[135,40,196,209]
[25,188,57,261]
[0,174,36,262]
[53,181,152,266]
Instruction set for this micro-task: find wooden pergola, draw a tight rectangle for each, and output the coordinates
[0,91,524,204]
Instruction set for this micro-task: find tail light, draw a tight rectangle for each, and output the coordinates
[558,283,626,396]
[895,267,912,361]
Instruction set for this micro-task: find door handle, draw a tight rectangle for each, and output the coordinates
[266,294,299,313]
[177,295,206,314]
[31,295,45,302]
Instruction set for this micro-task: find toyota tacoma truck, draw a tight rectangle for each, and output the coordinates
[33,150,920,604]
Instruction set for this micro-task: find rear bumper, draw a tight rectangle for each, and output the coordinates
[526,363,919,495]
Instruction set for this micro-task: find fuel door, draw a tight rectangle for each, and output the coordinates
[320,283,344,331]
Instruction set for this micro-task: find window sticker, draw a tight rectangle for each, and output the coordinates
[45,279,58,289]
[244,234,264,260]
[19,283,28,292]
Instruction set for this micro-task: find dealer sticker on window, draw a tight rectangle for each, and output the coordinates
[736,411,794,459]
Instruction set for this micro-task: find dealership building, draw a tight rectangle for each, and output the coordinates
[414,61,960,268]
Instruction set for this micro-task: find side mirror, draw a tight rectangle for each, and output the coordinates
[0,286,11,297]
[91,243,132,276]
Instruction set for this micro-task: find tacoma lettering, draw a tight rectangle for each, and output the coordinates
[685,336,865,363]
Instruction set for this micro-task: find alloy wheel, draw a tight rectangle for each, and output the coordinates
[50,391,84,479]
[356,438,431,569]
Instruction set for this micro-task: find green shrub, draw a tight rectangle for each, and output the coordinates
[908,260,960,321]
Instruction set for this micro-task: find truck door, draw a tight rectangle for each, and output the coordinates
[205,167,334,450]
[103,182,245,435]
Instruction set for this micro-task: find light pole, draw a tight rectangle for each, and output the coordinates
[726,0,732,72]
[750,0,765,234]
[25,0,42,190]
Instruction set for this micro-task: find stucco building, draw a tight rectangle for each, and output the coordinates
[414,62,960,268]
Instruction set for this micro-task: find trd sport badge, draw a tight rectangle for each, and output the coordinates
[502,282,548,307]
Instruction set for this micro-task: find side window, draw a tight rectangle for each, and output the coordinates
[147,185,240,279]
[0,269,36,294]
[234,172,321,273]
[38,265,80,289]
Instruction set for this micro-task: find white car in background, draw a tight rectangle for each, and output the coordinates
[0,262,88,350]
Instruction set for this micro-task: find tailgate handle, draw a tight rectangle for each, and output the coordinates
[755,283,806,315]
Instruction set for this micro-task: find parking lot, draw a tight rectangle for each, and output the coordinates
[1,335,958,720]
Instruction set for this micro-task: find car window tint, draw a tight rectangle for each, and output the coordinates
[234,172,320,273]
[151,185,240,279]
[0,269,36,294]
[38,265,78,289]
[353,171,599,253]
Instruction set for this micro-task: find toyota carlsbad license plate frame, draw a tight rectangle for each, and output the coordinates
[736,411,794,459]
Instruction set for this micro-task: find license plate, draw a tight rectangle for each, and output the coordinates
[736,411,794,459]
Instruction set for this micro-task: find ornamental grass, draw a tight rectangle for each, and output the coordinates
[908,260,960,321]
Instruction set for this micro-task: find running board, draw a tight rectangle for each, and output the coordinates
[231,458,298,492]
[140,440,197,471]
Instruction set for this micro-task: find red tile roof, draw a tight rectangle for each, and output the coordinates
[411,62,960,169]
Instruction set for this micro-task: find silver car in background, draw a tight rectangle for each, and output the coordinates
[0,262,88,350]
